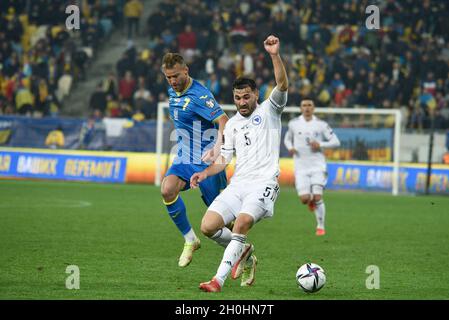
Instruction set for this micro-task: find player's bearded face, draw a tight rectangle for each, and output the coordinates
[163,64,189,92]
[233,87,258,117]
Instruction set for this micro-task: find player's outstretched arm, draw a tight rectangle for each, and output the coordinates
[190,156,228,189]
[264,35,288,92]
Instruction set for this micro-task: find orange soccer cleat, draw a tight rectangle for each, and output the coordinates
[316,228,326,236]
[199,277,221,293]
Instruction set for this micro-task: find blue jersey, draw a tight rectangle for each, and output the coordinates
[168,78,225,165]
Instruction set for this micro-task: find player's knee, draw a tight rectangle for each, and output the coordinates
[200,222,217,238]
[161,184,177,203]
[300,196,310,204]
[233,215,253,234]
[313,194,322,202]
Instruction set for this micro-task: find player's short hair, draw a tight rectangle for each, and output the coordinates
[232,77,257,91]
[162,53,187,69]
[300,97,315,105]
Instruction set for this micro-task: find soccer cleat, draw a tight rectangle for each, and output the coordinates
[241,255,257,287]
[308,201,317,212]
[231,243,254,279]
[199,277,221,293]
[178,238,201,267]
[316,228,326,236]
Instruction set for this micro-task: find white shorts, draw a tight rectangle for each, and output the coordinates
[208,180,280,226]
[295,171,328,196]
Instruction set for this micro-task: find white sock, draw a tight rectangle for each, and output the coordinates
[184,228,197,243]
[314,200,325,230]
[210,227,232,248]
[215,233,246,286]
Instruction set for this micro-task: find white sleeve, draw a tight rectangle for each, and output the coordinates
[220,124,235,163]
[268,86,288,113]
[284,122,294,150]
[320,123,340,148]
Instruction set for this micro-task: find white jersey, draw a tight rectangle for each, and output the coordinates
[284,115,340,173]
[221,88,286,185]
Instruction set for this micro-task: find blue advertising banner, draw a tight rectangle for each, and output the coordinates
[0,116,173,152]
[3,116,393,159]
[327,162,449,194]
[0,150,127,183]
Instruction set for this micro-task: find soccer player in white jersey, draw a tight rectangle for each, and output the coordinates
[190,35,288,292]
[284,98,340,236]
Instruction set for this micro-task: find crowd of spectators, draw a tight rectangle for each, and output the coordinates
[0,0,125,118]
[3,0,449,132]
[91,0,449,131]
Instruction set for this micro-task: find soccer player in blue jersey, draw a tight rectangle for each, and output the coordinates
[161,53,229,267]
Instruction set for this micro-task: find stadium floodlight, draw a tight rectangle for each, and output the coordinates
[156,102,402,196]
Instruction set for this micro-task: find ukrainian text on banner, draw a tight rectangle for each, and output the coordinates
[0,150,126,183]
[327,162,449,194]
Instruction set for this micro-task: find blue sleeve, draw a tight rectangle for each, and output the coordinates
[191,91,224,123]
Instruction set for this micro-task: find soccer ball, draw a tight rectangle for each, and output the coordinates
[296,263,326,293]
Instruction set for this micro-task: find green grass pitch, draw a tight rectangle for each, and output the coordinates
[0,179,448,300]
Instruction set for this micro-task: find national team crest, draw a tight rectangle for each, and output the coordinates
[252,115,262,126]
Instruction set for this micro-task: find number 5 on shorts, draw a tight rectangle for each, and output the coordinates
[263,185,279,201]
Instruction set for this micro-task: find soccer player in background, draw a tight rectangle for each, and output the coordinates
[284,98,340,236]
[161,53,228,267]
[190,35,288,292]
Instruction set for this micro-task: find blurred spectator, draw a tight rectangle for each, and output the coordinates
[103,73,118,100]
[45,125,65,149]
[178,25,197,53]
[229,18,249,51]
[89,83,107,114]
[106,95,120,117]
[116,52,135,78]
[422,72,437,97]
[133,81,156,119]
[134,50,151,79]
[132,109,145,122]
[15,82,34,115]
[119,71,136,105]
[78,110,105,150]
[124,0,144,39]
[73,49,89,81]
[119,101,133,118]
[103,0,121,28]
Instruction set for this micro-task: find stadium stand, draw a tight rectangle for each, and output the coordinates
[0,0,125,117]
[1,0,448,154]
[87,0,449,130]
